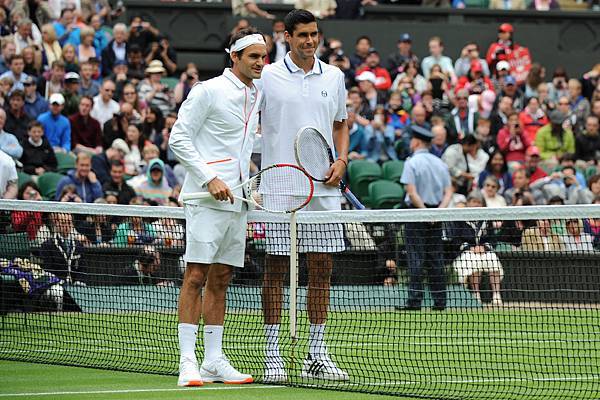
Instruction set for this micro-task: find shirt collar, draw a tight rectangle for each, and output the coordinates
[283,52,323,75]
[223,68,249,90]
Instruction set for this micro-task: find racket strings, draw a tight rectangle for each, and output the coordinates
[296,129,331,181]
[252,165,313,213]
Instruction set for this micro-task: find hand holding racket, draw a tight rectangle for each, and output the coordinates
[294,126,365,210]
[181,164,314,214]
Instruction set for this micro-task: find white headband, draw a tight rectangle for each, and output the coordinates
[226,34,266,54]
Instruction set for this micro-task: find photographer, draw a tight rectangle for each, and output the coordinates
[137,60,174,117]
[327,42,353,88]
[497,111,532,167]
[547,67,569,104]
[455,60,493,96]
[174,63,200,108]
[144,35,177,76]
[128,15,159,55]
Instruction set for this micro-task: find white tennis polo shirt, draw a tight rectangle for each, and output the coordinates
[258,53,348,197]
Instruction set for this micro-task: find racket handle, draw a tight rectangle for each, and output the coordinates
[180,192,213,201]
[340,181,365,210]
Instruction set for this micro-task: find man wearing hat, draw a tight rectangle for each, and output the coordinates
[399,125,452,311]
[62,72,81,116]
[485,23,531,85]
[535,109,575,163]
[387,33,419,81]
[23,75,48,119]
[356,70,386,111]
[355,48,391,91]
[498,75,525,111]
[37,93,71,153]
[138,60,174,117]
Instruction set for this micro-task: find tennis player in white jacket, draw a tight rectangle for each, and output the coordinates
[169,28,266,387]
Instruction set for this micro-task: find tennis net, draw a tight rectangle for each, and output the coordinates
[0,200,599,399]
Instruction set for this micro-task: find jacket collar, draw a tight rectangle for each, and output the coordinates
[223,68,248,89]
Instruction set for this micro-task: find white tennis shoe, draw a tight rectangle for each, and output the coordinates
[301,353,349,381]
[177,358,203,387]
[200,356,253,384]
[264,356,288,383]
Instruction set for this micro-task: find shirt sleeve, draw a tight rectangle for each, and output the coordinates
[334,70,348,122]
[168,84,217,187]
[400,158,415,186]
[63,119,71,151]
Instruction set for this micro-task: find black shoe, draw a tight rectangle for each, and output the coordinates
[432,305,446,311]
[395,305,421,311]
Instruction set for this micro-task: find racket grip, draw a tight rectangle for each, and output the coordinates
[340,183,365,210]
[180,192,212,201]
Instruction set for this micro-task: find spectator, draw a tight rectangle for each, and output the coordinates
[524,63,545,98]
[78,60,100,97]
[120,245,170,285]
[454,42,490,78]
[387,33,419,81]
[0,110,22,163]
[52,7,76,46]
[124,124,144,175]
[156,110,178,167]
[141,105,163,144]
[478,150,512,194]
[77,26,96,63]
[137,60,174,117]
[0,149,17,198]
[102,159,136,205]
[55,152,102,203]
[568,79,591,134]
[69,95,102,155]
[37,60,65,99]
[0,40,16,75]
[0,76,11,106]
[485,23,531,86]
[547,67,569,104]
[537,82,554,114]
[91,79,119,126]
[101,23,128,76]
[128,143,179,189]
[126,44,145,84]
[450,191,504,305]
[349,35,371,71]
[61,71,80,115]
[22,46,41,78]
[128,15,159,56]
[584,195,600,249]
[557,153,586,187]
[347,108,367,160]
[445,89,479,141]
[521,218,565,252]
[295,0,336,19]
[481,175,507,207]
[107,60,129,100]
[355,71,384,114]
[528,0,560,10]
[19,120,57,175]
[475,117,495,154]
[40,23,62,70]
[14,18,41,55]
[362,107,396,163]
[61,43,79,73]
[427,64,451,105]
[90,14,110,53]
[144,35,177,77]
[497,111,531,166]
[356,48,392,91]
[575,115,600,163]
[130,158,172,205]
[500,76,525,112]
[347,86,373,121]
[91,138,127,185]
[174,64,199,108]
[230,0,275,19]
[430,124,448,158]
[37,93,70,152]
[102,102,133,149]
[490,95,513,137]
[23,75,48,118]
[78,201,116,245]
[563,219,593,252]
[0,8,9,36]
[522,145,548,184]
[5,89,31,142]
[443,134,489,195]
[112,214,156,248]
[519,96,548,142]
[489,0,526,10]
[455,60,493,95]
[0,54,28,92]
[535,110,575,163]
[11,182,44,240]
[421,36,455,82]
[391,60,427,95]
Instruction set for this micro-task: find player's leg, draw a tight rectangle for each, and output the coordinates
[262,254,288,382]
[177,262,208,387]
[301,252,348,381]
[198,209,253,384]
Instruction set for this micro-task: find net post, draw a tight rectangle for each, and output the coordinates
[289,211,298,341]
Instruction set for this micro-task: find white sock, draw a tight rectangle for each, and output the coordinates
[309,324,326,357]
[178,323,198,364]
[204,325,224,363]
[265,324,281,361]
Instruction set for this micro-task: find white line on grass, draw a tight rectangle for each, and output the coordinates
[340,375,600,387]
[0,385,285,397]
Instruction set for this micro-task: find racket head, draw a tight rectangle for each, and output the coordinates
[294,126,334,182]
[247,164,314,213]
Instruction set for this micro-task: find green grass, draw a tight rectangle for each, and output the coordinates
[2,307,599,399]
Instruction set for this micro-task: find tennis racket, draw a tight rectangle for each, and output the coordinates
[181,164,314,214]
[294,126,365,210]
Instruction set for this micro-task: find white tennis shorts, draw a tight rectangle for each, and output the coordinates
[452,250,504,284]
[183,205,247,268]
[265,196,345,255]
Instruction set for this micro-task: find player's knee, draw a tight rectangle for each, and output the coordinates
[184,264,207,288]
[207,267,232,292]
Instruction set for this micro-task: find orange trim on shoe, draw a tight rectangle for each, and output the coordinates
[223,377,254,384]
[182,380,204,387]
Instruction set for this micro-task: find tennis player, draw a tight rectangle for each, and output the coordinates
[168,28,267,387]
[258,9,350,382]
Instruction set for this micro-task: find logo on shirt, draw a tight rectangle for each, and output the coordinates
[321,90,328,97]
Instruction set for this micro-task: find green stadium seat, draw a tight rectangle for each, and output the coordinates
[17,171,32,189]
[55,152,76,174]
[382,160,404,182]
[463,0,489,7]
[368,180,405,209]
[347,160,382,205]
[0,232,31,259]
[38,172,65,200]
[161,77,179,90]
[584,166,598,182]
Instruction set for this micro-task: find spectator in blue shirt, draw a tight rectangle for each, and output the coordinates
[53,8,77,46]
[0,54,29,92]
[23,76,49,118]
[55,152,103,203]
[37,93,71,152]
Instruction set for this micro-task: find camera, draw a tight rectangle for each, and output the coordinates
[334,50,345,62]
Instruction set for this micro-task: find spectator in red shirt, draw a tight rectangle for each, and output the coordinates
[356,48,392,92]
[455,60,493,95]
[69,95,102,155]
[518,97,548,142]
[523,145,547,184]
[497,111,532,166]
[485,23,532,86]
[11,182,44,240]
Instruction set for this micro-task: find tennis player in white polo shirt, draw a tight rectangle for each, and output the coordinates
[169,28,267,387]
[259,9,350,382]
